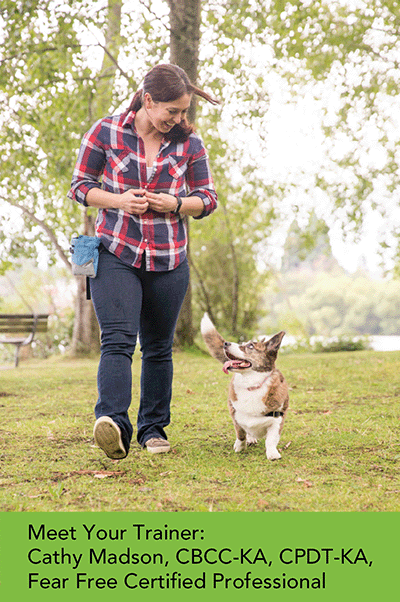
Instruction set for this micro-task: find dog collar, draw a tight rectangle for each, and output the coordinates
[265,411,285,418]
[247,374,270,391]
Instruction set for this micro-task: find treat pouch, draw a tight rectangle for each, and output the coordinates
[70,235,101,278]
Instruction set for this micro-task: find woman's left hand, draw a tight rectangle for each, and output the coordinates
[145,191,179,213]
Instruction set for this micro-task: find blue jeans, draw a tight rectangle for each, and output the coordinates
[90,247,189,451]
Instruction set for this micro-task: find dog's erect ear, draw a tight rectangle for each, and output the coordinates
[266,331,285,354]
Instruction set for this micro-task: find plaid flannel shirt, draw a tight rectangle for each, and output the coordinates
[68,110,217,271]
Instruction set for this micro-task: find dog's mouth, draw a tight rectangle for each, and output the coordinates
[223,351,252,374]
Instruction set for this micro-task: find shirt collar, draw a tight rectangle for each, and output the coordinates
[122,110,136,130]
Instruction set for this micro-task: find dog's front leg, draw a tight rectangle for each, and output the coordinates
[228,399,246,452]
[232,420,247,452]
[265,419,282,460]
[234,438,247,452]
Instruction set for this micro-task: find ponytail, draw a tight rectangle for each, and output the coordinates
[128,89,143,112]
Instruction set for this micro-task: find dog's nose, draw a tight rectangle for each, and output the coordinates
[223,341,229,348]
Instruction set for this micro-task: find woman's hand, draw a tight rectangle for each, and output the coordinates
[86,187,203,217]
[86,188,149,214]
[118,189,149,215]
[145,191,178,213]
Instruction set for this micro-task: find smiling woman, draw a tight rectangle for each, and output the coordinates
[140,93,192,136]
[68,63,219,461]
[127,63,219,143]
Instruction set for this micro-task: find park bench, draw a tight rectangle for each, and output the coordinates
[0,314,49,367]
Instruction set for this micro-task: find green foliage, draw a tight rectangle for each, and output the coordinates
[281,212,334,271]
[280,334,370,355]
[312,336,368,353]
[190,235,269,340]
[190,128,280,337]
[0,0,168,271]
[266,0,400,259]
[262,270,400,338]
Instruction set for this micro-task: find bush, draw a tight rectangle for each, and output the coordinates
[280,335,370,354]
[311,336,369,353]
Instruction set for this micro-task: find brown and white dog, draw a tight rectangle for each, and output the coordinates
[200,313,289,460]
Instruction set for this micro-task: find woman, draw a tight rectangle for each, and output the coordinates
[68,64,218,459]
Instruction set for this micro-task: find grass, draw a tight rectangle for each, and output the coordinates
[0,349,399,512]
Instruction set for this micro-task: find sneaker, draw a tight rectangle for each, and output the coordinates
[145,437,171,454]
[93,416,127,459]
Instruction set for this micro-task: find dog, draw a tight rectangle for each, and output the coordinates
[200,313,289,460]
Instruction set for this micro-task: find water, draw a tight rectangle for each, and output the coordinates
[369,336,400,352]
[280,335,400,352]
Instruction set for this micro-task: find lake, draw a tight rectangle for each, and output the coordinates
[369,336,400,351]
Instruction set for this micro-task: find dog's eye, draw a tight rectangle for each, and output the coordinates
[247,343,255,350]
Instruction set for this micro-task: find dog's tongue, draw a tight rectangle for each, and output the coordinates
[223,359,249,374]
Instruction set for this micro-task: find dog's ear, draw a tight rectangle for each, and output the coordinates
[266,331,285,354]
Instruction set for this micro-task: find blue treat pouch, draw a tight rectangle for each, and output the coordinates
[70,235,101,278]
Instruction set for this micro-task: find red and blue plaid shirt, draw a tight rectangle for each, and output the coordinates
[68,110,217,271]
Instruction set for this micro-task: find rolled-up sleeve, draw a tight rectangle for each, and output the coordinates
[186,137,218,219]
[67,120,106,206]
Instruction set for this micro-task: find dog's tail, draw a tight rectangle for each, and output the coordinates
[200,313,226,364]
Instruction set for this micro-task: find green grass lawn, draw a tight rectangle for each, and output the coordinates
[0,349,399,512]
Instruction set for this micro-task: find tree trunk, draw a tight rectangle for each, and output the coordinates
[168,0,202,348]
[168,0,201,100]
[71,211,101,355]
[71,0,122,355]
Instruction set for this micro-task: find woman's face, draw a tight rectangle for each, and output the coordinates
[144,93,192,134]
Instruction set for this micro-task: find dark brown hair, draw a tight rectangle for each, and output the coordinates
[128,64,219,142]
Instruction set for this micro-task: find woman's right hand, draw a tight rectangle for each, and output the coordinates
[86,187,149,214]
[118,189,149,215]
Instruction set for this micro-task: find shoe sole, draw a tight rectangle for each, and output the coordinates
[93,417,126,459]
[146,444,171,454]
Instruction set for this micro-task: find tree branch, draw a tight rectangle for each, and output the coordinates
[138,0,171,30]
[96,41,133,85]
[0,195,72,272]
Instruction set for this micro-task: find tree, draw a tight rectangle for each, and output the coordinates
[0,0,282,350]
[0,0,166,352]
[266,0,400,266]
[5,1,396,351]
[72,1,125,354]
[167,0,202,347]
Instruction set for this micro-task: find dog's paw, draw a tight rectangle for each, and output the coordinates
[266,448,281,460]
[246,434,258,446]
[233,439,246,452]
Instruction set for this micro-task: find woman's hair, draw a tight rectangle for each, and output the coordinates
[128,64,219,142]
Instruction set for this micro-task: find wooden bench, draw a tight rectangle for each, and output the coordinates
[0,314,49,367]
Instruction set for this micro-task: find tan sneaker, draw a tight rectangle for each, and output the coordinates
[93,416,127,459]
[145,437,171,454]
